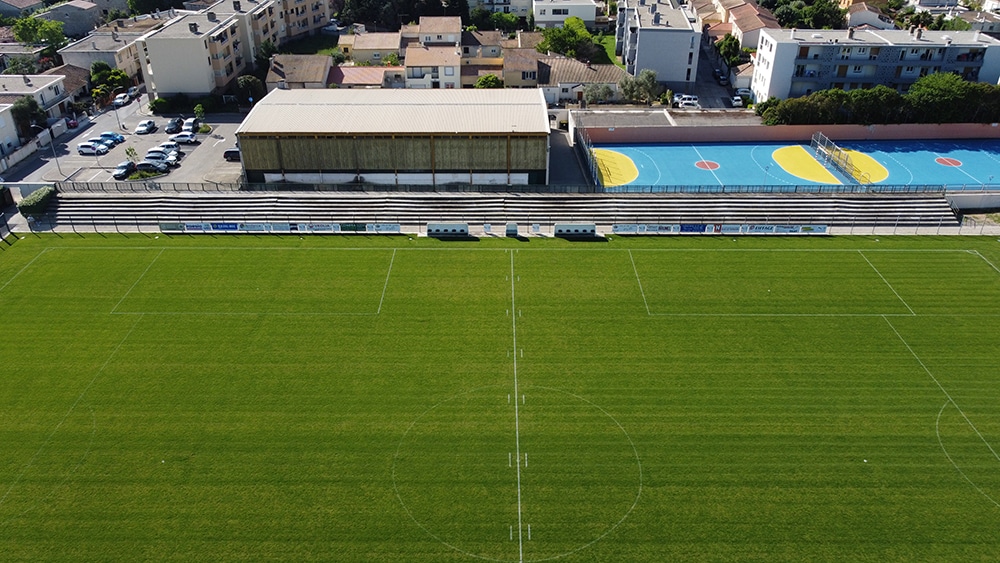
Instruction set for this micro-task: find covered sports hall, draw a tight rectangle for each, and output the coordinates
[236,89,550,186]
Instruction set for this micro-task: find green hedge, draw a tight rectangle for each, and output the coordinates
[16,185,55,217]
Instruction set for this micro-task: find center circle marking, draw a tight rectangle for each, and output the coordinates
[695,160,720,170]
[935,157,962,167]
[392,385,642,562]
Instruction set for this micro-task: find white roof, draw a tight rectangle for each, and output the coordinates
[237,89,550,136]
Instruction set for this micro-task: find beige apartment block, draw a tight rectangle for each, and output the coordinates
[59,31,147,83]
[281,0,332,42]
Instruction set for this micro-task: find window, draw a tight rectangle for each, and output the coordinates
[539,9,545,14]
[373,52,381,59]
[553,8,568,14]
[522,70,536,80]
[852,65,862,73]
[444,66,454,76]
[463,47,469,54]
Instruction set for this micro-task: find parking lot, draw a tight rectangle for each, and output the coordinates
[16,101,245,185]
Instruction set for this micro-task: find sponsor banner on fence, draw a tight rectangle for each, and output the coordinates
[161,222,404,234]
[612,223,828,235]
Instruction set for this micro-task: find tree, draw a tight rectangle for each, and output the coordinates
[905,72,976,123]
[619,70,659,104]
[583,83,613,104]
[469,7,492,29]
[2,55,37,75]
[474,74,503,88]
[13,18,67,52]
[237,74,265,104]
[11,95,46,139]
[804,0,844,28]
[90,60,112,80]
[383,52,400,66]
[537,16,599,61]
[490,11,519,33]
[716,34,741,68]
[106,9,130,22]
[255,39,278,70]
[194,103,206,121]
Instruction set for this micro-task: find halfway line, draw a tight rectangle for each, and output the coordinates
[377,249,396,314]
[859,251,915,315]
[628,250,651,315]
[509,252,524,562]
[111,249,164,314]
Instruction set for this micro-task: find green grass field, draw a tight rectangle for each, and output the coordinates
[2,233,1000,561]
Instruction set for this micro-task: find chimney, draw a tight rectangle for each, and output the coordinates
[92,41,98,49]
[23,75,30,84]
[233,0,241,10]
[112,30,119,41]
[975,30,982,41]
[117,18,126,26]
[790,28,796,40]
[847,27,854,39]
[915,28,922,40]
[189,22,199,33]
[207,12,216,21]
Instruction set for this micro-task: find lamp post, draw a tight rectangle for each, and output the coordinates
[32,124,63,177]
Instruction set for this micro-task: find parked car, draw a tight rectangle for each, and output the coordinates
[182,117,200,133]
[136,160,169,174]
[144,150,179,167]
[170,132,198,144]
[77,142,108,155]
[135,120,157,134]
[86,137,113,150]
[100,131,125,145]
[223,148,241,162]
[112,160,136,180]
[731,96,744,108]
[735,88,752,99]
[672,94,698,107]
[717,75,729,86]
[113,93,130,107]
[156,141,183,156]
[678,101,701,109]
[127,86,139,98]
[164,118,183,134]
[65,117,78,128]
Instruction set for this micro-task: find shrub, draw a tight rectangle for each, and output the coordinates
[148,97,170,114]
[16,185,55,217]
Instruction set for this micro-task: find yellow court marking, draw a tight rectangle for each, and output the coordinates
[772,146,841,184]
[593,148,639,187]
[845,150,889,183]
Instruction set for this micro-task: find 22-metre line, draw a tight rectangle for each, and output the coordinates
[509,252,524,562]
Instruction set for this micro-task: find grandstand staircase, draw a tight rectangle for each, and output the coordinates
[43,191,961,231]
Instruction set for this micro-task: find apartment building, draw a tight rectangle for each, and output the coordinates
[471,0,532,17]
[0,74,69,118]
[34,0,102,39]
[533,0,601,28]
[59,30,147,82]
[616,0,702,87]
[281,0,332,42]
[752,27,1000,101]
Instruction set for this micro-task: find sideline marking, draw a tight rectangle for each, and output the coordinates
[883,316,1000,465]
[628,250,651,315]
[972,250,1000,275]
[111,248,164,313]
[936,401,1000,509]
[859,251,915,315]
[376,248,396,314]
[0,313,145,509]
[0,248,49,294]
[509,252,524,562]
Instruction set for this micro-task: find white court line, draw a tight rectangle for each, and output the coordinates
[508,251,524,563]
[936,401,1000,510]
[0,248,48,294]
[376,249,396,315]
[628,250,651,316]
[689,144,724,186]
[111,249,164,313]
[858,251,915,316]
[882,316,1000,465]
[971,250,1000,276]
[0,313,145,509]
[932,151,983,184]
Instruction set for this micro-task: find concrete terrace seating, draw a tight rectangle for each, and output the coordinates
[43,191,961,231]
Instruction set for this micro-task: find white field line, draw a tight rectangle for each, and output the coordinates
[0,248,49,294]
[883,316,1000,464]
[0,313,145,509]
[628,250,651,315]
[648,312,918,317]
[936,401,1000,510]
[858,251,915,316]
[111,249,164,313]
[109,311,378,316]
[689,144,724,186]
[971,250,1000,276]
[508,251,524,563]
[376,249,396,315]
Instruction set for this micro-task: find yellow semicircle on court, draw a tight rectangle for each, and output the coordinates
[844,150,889,183]
[773,146,841,184]
[593,148,639,187]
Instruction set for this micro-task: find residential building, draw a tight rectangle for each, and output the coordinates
[405,45,461,89]
[0,26,47,69]
[42,64,91,107]
[752,27,1000,101]
[0,74,69,119]
[616,0,703,87]
[0,0,42,18]
[329,65,405,88]
[417,16,462,46]
[728,2,779,48]
[461,30,504,87]
[138,10,249,96]
[59,30,148,83]
[537,56,628,103]
[845,3,896,30]
[502,48,545,87]
[265,53,331,91]
[0,103,20,156]
[351,32,401,64]
[282,0,333,42]
[470,0,532,18]
[337,33,353,57]
[34,0,102,39]
[533,0,601,28]
[960,11,1000,35]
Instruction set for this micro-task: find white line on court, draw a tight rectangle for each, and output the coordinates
[971,250,1000,276]
[858,251,915,315]
[111,249,164,313]
[0,313,145,509]
[883,316,1000,464]
[689,144,724,186]
[376,249,396,314]
[932,151,982,184]
[936,401,1000,509]
[0,248,49,294]
[628,250,651,315]
[508,252,525,562]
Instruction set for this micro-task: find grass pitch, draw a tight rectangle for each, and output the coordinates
[1,234,1000,561]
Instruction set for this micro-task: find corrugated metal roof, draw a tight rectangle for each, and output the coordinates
[237,89,550,136]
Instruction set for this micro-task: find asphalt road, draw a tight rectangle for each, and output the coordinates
[10,100,244,185]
